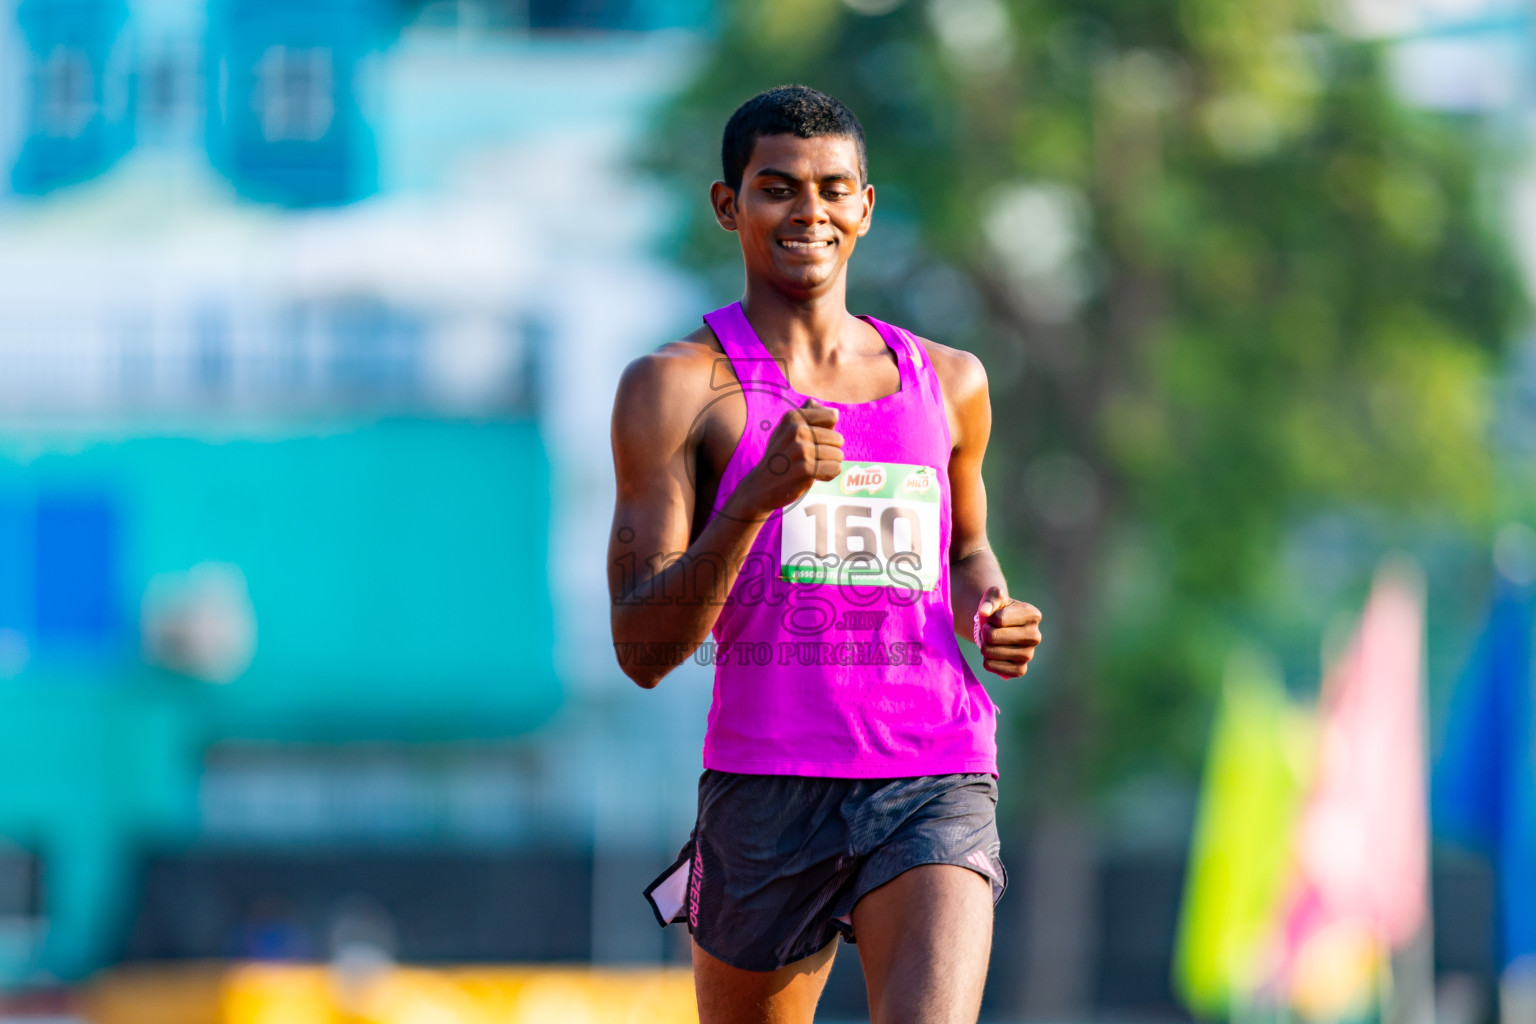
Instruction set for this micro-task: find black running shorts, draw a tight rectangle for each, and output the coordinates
[643,770,1007,972]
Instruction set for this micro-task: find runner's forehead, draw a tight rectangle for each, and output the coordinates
[743,134,862,182]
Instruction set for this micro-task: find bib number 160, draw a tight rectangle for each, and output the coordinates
[799,503,923,563]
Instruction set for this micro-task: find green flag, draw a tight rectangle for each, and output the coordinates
[1174,649,1315,1018]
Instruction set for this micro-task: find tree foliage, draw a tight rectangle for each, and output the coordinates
[648,0,1524,800]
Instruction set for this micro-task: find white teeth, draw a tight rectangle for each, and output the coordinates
[780,240,833,248]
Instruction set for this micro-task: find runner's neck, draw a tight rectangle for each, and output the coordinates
[739,286,877,366]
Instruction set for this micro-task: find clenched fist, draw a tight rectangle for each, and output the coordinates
[727,398,844,520]
[975,586,1043,679]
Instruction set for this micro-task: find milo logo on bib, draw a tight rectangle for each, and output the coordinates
[901,467,934,495]
[841,465,886,495]
[781,461,942,591]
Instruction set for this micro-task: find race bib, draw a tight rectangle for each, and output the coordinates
[780,461,941,591]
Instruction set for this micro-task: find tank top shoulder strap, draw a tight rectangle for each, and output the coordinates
[862,317,947,426]
[701,302,789,391]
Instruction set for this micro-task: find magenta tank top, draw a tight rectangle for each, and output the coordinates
[699,301,998,778]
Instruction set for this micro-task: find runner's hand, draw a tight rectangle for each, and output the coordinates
[976,586,1042,679]
[728,398,843,519]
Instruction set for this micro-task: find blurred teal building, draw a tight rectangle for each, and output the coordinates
[0,0,708,985]
[0,420,558,979]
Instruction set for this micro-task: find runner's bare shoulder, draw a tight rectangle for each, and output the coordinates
[611,325,728,450]
[907,334,988,446]
[910,335,986,399]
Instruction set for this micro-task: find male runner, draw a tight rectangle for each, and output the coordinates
[607,85,1043,1024]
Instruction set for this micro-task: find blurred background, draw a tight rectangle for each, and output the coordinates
[0,0,1534,1021]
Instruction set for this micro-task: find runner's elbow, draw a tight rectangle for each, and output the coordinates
[612,644,665,689]
[623,664,663,689]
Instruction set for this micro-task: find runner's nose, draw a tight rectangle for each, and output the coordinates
[790,190,829,226]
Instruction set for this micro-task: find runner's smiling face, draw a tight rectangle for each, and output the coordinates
[714,133,874,296]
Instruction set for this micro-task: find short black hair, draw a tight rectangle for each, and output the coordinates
[721,85,867,193]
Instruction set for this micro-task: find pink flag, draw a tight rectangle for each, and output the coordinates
[1274,561,1428,1013]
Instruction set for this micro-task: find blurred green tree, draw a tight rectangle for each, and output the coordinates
[648,0,1523,1012]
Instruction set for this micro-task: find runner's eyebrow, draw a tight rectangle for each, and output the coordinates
[752,167,860,184]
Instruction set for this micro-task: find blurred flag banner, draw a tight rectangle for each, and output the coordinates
[1433,565,1536,988]
[1277,561,1428,1020]
[1174,649,1314,1018]
[1177,560,1430,1021]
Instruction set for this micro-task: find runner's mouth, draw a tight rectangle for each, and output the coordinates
[777,239,835,250]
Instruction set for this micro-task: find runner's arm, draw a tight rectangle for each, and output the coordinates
[607,348,769,688]
[943,346,1008,631]
[934,342,1043,679]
